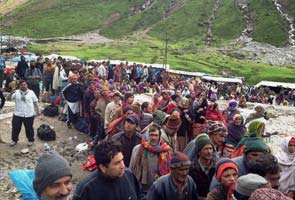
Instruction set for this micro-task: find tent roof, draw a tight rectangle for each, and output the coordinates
[202,76,243,83]
[254,81,295,89]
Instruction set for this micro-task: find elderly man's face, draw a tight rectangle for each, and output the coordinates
[40,176,72,200]
[171,166,190,185]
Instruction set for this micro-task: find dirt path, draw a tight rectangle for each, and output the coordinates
[0,102,91,200]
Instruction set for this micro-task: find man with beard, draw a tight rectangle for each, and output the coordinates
[33,150,73,200]
[15,55,29,80]
[24,60,42,99]
[129,124,172,192]
[72,140,142,200]
[112,114,142,167]
[146,151,197,200]
[161,108,182,151]
[10,80,39,146]
[189,134,216,199]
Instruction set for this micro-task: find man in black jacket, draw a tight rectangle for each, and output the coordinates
[62,73,83,128]
[72,140,142,200]
[15,55,29,80]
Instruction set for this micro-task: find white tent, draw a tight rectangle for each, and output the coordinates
[168,69,206,77]
[46,54,80,61]
[202,76,243,83]
[254,81,295,89]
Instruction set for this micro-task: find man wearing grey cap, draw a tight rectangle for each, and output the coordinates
[33,151,73,200]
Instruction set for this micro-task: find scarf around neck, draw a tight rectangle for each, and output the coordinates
[20,90,29,102]
[132,133,171,185]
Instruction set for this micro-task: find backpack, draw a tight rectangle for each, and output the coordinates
[37,124,56,141]
[43,104,59,117]
[74,119,89,134]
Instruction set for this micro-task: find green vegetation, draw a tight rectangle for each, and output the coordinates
[27,41,295,85]
[2,0,295,84]
[250,0,288,46]
[212,0,243,45]
[1,0,291,46]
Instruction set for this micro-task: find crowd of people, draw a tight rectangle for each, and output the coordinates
[1,55,295,200]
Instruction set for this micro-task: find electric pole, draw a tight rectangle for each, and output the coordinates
[163,31,169,71]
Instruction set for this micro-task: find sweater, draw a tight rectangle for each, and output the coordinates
[72,169,142,200]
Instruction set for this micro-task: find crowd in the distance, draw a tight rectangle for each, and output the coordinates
[2,54,295,200]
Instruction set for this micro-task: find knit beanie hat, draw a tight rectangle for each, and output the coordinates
[215,158,238,181]
[170,151,191,168]
[153,110,170,126]
[249,188,292,200]
[206,120,227,136]
[33,151,72,195]
[244,137,269,154]
[126,114,140,125]
[235,173,268,197]
[195,133,214,155]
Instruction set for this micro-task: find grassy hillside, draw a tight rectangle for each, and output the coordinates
[212,0,243,45]
[0,0,291,47]
[250,0,288,46]
[148,0,215,44]
[1,0,134,38]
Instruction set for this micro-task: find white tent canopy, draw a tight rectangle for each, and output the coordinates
[46,54,80,61]
[202,76,243,83]
[254,81,295,89]
[168,69,206,77]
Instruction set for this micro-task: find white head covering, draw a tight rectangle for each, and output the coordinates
[277,136,295,166]
[276,136,295,193]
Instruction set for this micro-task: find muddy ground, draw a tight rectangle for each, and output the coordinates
[0,101,91,200]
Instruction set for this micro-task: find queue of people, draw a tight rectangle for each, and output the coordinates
[2,55,295,200]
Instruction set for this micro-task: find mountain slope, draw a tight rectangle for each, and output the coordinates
[0,0,294,47]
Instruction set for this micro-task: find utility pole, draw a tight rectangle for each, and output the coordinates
[163,31,169,71]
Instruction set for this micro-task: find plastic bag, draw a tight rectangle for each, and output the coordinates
[75,142,88,152]
[8,169,40,200]
[82,155,97,171]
